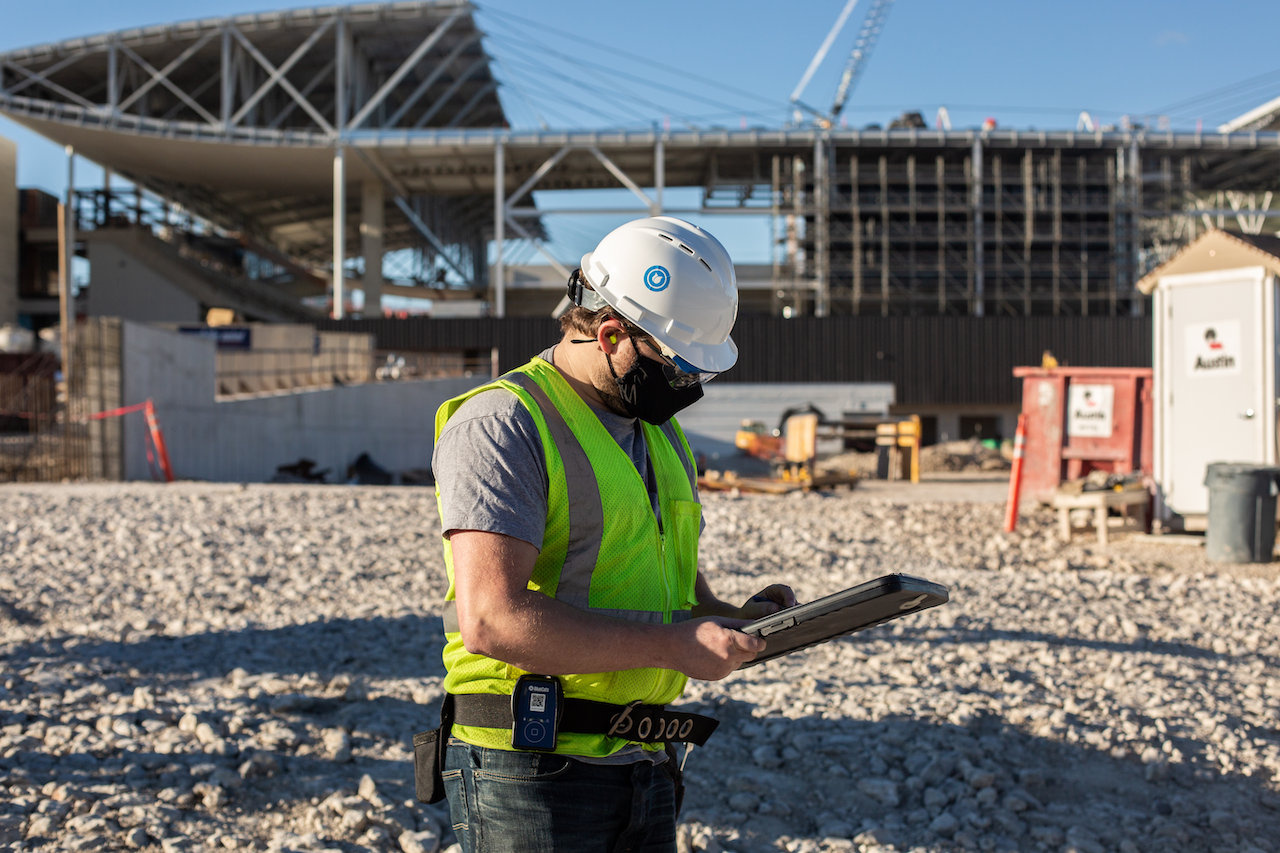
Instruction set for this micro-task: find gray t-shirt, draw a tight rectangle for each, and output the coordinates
[433,345,677,545]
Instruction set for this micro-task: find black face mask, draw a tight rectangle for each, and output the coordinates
[607,339,704,425]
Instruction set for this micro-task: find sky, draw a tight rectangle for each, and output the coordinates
[2,0,1279,273]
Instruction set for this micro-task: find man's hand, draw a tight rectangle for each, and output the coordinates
[669,617,766,680]
[737,584,798,620]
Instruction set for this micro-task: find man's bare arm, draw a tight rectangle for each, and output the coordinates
[450,530,764,681]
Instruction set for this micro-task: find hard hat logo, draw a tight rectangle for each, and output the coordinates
[643,265,671,292]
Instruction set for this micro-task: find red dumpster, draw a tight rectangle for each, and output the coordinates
[1012,366,1154,504]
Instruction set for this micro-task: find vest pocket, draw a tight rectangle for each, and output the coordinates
[667,500,702,610]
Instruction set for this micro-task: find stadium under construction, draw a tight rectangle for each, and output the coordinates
[0,0,1277,327]
[2,1,1280,482]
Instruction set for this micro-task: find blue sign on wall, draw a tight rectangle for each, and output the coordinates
[178,327,252,350]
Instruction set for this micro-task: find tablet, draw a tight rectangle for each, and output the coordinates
[738,573,949,668]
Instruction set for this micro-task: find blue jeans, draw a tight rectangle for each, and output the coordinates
[443,740,677,853]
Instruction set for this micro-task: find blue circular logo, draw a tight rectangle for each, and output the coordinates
[643,265,671,292]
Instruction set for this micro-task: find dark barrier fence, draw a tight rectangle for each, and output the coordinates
[318,316,1152,406]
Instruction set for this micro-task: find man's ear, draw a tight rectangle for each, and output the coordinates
[598,320,625,354]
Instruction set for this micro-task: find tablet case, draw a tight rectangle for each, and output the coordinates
[738,573,949,668]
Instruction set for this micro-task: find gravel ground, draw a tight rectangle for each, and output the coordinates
[1,483,1278,853]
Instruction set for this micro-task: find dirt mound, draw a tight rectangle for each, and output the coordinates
[919,439,1010,473]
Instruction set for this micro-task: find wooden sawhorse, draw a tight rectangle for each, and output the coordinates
[1052,489,1149,546]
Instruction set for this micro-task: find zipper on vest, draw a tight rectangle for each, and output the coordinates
[656,524,672,623]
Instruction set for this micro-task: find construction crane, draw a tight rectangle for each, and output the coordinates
[790,0,896,128]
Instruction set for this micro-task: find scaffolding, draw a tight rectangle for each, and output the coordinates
[772,137,1280,317]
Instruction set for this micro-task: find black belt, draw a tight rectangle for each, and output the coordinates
[450,693,720,747]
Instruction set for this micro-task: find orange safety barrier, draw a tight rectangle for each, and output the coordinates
[83,398,175,483]
[1004,414,1027,532]
[142,400,175,483]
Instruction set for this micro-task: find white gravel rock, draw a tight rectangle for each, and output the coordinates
[1,483,1278,853]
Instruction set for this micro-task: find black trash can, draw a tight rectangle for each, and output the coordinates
[1204,463,1280,563]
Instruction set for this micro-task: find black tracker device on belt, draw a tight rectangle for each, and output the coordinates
[510,674,563,751]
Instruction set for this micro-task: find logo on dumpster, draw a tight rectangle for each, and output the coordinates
[1067,384,1114,438]
[1186,321,1241,378]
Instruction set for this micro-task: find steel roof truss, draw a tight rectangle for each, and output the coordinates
[160,74,220,122]
[265,56,336,130]
[230,23,335,133]
[445,79,497,128]
[4,50,92,98]
[346,8,463,130]
[412,56,486,129]
[1,61,98,111]
[382,32,479,128]
[115,31,218,124]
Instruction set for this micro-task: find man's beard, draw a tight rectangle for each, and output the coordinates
[595,372,632,418]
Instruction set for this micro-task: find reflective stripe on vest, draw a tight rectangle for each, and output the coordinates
[506,373,601,608]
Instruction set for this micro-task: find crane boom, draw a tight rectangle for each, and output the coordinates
[790,0,860,105]
[830,0,895,119]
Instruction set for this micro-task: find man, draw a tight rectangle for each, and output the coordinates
[432,216,795,852]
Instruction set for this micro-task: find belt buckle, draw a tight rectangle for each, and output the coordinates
[606,700,644,738]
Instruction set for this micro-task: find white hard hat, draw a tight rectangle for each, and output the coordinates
[574,216,739,374]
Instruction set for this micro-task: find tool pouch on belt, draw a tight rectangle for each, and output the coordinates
[413,694,454,804]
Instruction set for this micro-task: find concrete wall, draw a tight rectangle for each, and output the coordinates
[119,320,485,482]
[0,137,17,327]
[88,240,202,324]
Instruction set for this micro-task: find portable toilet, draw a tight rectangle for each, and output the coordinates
[1137,230,1280,525]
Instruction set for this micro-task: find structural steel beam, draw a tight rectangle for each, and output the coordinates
[393,196,475,286]
[506,146,571,208]
[589,146,657,213]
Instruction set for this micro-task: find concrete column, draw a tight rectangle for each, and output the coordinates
[0,136,17,327]
[332,147,346,319]
[360,181,384,317]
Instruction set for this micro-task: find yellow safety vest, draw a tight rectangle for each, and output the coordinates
[434,356,703,756]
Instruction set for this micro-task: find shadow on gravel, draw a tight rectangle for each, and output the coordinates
[895,623,1278,667]
[4,614,450,682]
[682,695,1280,853]
[8,744,416,798]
